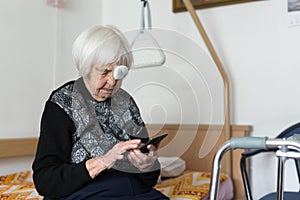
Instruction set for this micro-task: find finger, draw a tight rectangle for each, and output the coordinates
[127,151,140,166]
[147,144,157,152]
[127,151,133,159]
[126,139,141,144]
[128,150,147,163]
[117,140,141,151]
[116,139,141,147]
[127,151,136,163]
[148,150,155,157]
[132,149,146,159]
[128,151,154,171]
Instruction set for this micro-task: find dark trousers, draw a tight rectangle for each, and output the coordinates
[44,170,169,200]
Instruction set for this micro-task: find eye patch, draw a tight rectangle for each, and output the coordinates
[113,65,128,80]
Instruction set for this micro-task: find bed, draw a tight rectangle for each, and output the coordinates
[0,123,251,200]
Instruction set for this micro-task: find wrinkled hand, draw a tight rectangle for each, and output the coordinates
[127,144,158,172]
[98,139,141,169]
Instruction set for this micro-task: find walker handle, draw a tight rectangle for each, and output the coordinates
[230,137,268,149]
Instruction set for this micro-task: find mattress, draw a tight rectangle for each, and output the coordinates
[0,170,233,200]
[154,171,233,200]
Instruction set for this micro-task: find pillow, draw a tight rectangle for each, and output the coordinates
[158,156,186,177]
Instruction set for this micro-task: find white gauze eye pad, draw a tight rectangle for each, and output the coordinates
[113,65,128,80]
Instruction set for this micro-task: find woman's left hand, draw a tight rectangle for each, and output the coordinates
[127,144,158,172]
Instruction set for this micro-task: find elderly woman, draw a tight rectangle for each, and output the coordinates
[32,25,169,200]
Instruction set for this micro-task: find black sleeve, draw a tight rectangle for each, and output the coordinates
[32,101,92,198]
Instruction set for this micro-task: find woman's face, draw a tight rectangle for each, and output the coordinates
[84,64,122,102]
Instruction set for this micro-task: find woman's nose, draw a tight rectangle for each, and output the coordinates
[107,71,116,86]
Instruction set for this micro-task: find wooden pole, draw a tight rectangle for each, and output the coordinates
[182,0,232,175]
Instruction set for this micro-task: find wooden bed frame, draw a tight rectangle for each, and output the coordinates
[0,124,251,200]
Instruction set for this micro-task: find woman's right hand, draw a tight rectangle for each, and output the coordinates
[86,139,141,178]
[99,139,141,168]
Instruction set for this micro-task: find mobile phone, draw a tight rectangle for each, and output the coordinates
[139,133,168,153]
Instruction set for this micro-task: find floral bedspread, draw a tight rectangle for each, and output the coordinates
[154,171,229,200]
[0,170,230,200]
[0,171,42,200]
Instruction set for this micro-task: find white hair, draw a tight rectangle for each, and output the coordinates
[72,25,133,77]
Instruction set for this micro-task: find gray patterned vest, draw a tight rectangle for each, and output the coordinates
[50,78,147,172]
